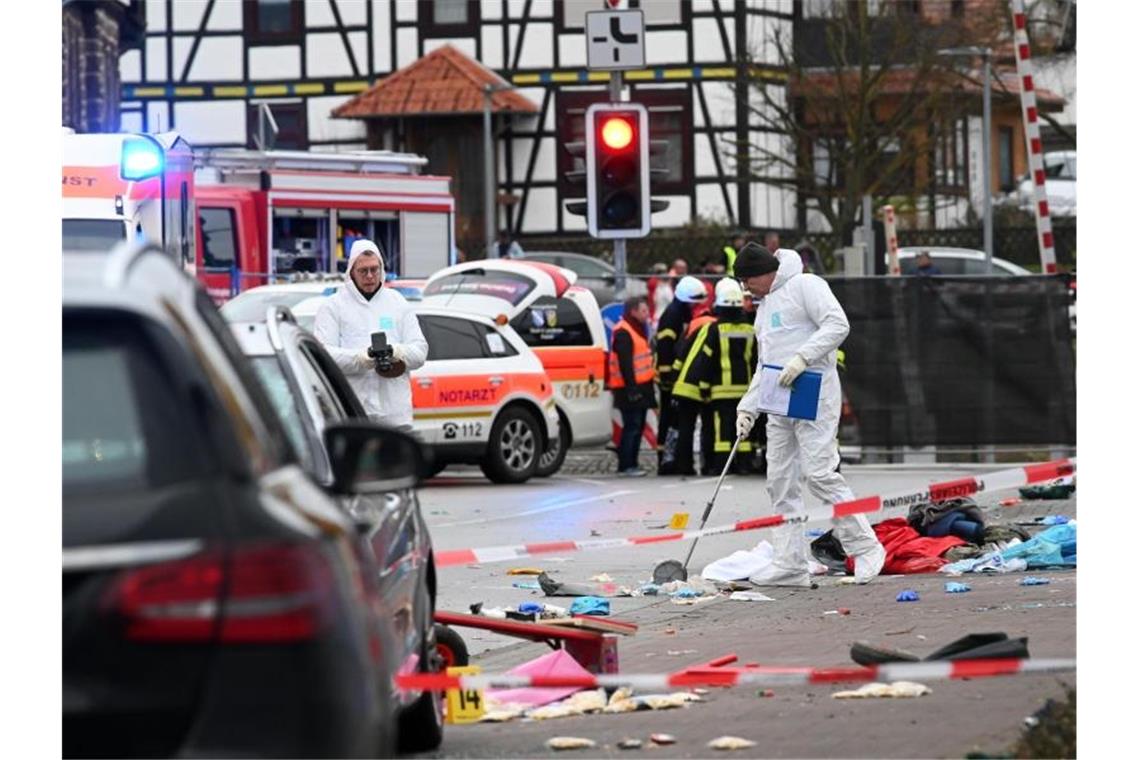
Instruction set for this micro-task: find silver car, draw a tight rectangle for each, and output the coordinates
[518,251,647,307]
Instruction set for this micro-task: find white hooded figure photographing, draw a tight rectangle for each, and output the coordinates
[734,244,886,586]
[313,239,428,431]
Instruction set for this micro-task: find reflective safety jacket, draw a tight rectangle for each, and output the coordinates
[671,316,757,403]
[723,245,737,276]
[654,299,691,391]
[607,318,655,390]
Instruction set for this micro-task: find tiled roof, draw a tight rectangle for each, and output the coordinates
[332,45,538,119]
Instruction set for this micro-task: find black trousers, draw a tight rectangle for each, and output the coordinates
[656,386,675,468]
[667,397,703,475]
[705,398,755,475]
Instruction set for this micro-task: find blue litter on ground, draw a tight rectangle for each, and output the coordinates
[517,602,544,614]
[569,596,611,616]
[806,529,826,537]
[1039,515,1070,525]
[671,588,701,599]
[896,590,920,602]
[944,582,971,593]
[1021,576,1051,586]
[512,580,541,590]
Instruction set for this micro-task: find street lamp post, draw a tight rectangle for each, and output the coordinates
[938,46,993,272]
[483,82,518,259]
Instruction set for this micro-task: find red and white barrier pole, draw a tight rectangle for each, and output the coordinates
[1010,0,1059,274]
[398,657,1075,692]
[883,205,900,276]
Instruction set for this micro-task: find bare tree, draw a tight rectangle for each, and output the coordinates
[733,1,1008,237]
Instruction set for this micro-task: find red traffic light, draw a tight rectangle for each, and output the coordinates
[600,117,634,150]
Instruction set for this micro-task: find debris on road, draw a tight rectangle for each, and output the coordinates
[666,649,698,656]
[649,734,676,746]
[545,736,597,751]
[568,596,610,616]
[822,608,851,615]
[700,541,775,583]
[757,689,775,698]
[616,738,643,750]
[728,591,775,602]
[507,567,544,575]
[512,580,541,590]
[530,689,608,720]
[832,681,932,699]
[1000,497,1023,507]
[539,572,622,597]
[1021,576,1051,586]
[664,626,676,635]
[604,692,703,713]
[945,582,972,593]
[589,573,614,583]
[1019,477,1075,500]
[896,590,920,602]
[708,736,758,750]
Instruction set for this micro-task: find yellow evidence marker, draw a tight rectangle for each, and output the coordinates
[444,666,485,724]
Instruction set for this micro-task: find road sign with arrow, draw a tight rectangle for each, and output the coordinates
[586,9,645,70]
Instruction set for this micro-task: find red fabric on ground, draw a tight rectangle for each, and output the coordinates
[844,518,966,575]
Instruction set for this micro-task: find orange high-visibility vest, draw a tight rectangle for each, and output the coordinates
[608,318,655,389]
[685,314,715,338]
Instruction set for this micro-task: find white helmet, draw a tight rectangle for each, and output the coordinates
[674,276,707,304]
[714,278,744,308]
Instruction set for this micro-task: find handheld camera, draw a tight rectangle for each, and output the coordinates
[368,331,395,374]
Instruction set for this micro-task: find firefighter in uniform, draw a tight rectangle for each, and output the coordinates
[671,279,758,475]
[662,307,716,476]
[655,275,709,474]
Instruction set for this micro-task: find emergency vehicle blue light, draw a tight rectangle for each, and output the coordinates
[120,138,164,180]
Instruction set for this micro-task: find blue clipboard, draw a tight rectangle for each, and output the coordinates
[760,364,822,421]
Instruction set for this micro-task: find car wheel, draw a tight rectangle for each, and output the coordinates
[434,623,469,669]
[397,627,445,753]
[480,407,541,483]
[535,415,571,478]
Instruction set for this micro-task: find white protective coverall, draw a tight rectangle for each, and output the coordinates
[737,249,885,585]
[313,246,429,430]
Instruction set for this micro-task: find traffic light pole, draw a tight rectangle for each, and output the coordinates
[609,70,627,295]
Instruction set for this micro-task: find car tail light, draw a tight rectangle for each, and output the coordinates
[108,543,335,644]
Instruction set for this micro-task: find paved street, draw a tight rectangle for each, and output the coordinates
[419,458,1076,758]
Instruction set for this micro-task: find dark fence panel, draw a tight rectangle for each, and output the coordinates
[830,275,1075,447]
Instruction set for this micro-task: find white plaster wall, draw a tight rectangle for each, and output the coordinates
[394,0,417,22]
[512,23,553,69]
[147,101,170,132]
[173,100,246,145]
[145,37,166,81]
[645,31,688,66]
[559,33,586,67]
[171,0,207,32]
[121,109,143,132]
[424,38,477,58]
[562,204,587,232]
[652,195,691,228]
[338,0,368,25]
[520,187,558,233]
[396,27,417,68]
[249,46,302,80]
[697,182,734,223]
[145,0,166,32]
[693,18,731,63]
[188,37,244,81]
[308,96,368,142]
[121,49,141,82]
[481,25,504,69]
[307,33,354,78]
[208,0,241,29]
[371,0,392,73]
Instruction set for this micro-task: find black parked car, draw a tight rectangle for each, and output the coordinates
[62,243,435,757]
[229,306,444,751]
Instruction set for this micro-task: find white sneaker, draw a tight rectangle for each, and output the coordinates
[852,543,887,584]
[748,564,813,588]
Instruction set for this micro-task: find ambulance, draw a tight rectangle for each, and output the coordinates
[193,148,455,303]
[62,129,196,272]
[411,306,559,484]
[421,260,612,477]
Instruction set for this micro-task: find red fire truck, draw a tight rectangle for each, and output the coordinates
[193,148,456,303]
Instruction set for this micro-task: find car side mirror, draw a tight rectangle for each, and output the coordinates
[323,422,431,495]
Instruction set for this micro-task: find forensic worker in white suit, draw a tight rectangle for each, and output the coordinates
[313,239,429,431]
[733,244,885,586]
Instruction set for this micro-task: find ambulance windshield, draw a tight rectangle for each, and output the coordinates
[423,270,535,306]
[63,219,126,253]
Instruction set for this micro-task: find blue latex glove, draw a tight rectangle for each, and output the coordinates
[896,589,920,602]
[1021,576,1051,586]
[518,602,544,614]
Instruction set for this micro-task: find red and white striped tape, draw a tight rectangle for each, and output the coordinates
[1010,0,1058,274]
[435,458,1075,567]
[397,657,1075,692]
[883,205,900,276]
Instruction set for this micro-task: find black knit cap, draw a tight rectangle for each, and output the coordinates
[734,242,780,278]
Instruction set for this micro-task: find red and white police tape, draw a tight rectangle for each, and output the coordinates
[397,657,1075,692]
[1011,0,1058,274]
[435,458,1075,568]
